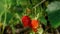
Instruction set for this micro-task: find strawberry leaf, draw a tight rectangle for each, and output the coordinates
[46,1,60,28]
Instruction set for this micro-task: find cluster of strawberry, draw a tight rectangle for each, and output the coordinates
[22,16,39,32]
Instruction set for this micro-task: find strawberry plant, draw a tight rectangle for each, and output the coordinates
[0,0,60,34]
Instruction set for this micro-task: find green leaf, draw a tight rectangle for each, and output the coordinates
[37,28,43,34]
[2,12,13,24]
[39,16,47,25]
[6,13,13,24]
[0,0,5,14]
[17,0,31,7]
[46,1,60,28]
[0,0,16,24]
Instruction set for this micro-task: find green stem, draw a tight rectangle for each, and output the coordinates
[2,9,7,34]
[15,13,22,23]
[0,14,1,22]
[4,10,7,26]
[35,13,39,20]
[35,10,43,20]
[34,8,36,17]
[10,25,15,34]
[32,0,45,20]
[16,0,19,5]
[0,16,1,22]
[2,11,7,34]
[0,12,4,22]
[33,0,46,8]
[2,0,7,34]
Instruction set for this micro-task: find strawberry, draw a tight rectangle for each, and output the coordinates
[30,19,39,32]
[22,16,31,27]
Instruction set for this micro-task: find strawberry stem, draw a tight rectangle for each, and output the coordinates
[33,0,46,8]
[2,0,8,33]
[0,12,4,22]
[35,13,39,20]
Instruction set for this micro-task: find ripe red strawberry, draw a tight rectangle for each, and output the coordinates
[30,19,39,32]
[22,16,31,27]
